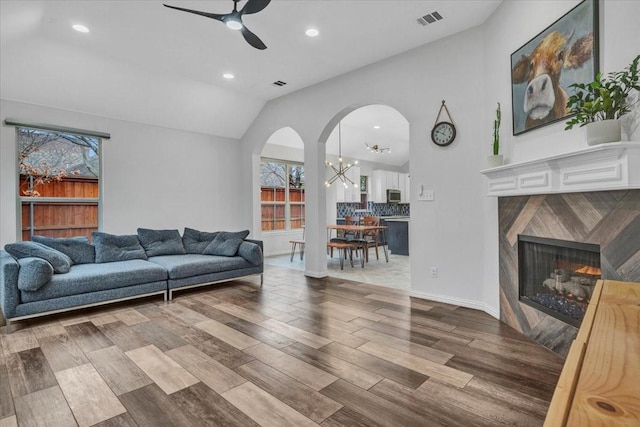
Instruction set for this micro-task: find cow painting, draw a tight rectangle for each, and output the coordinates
[512,31,594,130]
[510,0,597,135]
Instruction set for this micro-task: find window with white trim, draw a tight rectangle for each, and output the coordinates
[260,159,305,231]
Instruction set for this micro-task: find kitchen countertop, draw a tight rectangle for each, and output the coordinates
[383,217,410,222]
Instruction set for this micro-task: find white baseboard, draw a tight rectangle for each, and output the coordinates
[410,289,500,319]
[305,270,328,279]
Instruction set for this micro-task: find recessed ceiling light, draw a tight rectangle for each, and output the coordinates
[373,125,381,129]
[305,28,319,37]
[223,73,235,79]
[72,24,89,33]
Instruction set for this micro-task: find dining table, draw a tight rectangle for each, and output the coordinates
[326,224,389,264]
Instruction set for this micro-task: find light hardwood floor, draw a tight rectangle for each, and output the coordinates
[0,265,564,426]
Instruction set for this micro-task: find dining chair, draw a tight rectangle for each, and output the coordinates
[361,216,381,262]
[329,215,358,258]
[289,226,305,262]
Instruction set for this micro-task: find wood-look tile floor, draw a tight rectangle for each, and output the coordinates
[0,265,564,426]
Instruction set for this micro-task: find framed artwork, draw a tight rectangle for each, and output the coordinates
[511,0,598,135]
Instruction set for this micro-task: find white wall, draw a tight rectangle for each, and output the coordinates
[241,0,639,316]
[480,0,640,313]
[0,99,247,246]
[242,24,488,304]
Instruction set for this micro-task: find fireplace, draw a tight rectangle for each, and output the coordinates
[518,236,601,327]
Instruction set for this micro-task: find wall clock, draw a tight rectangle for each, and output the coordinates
[431,100,456,147]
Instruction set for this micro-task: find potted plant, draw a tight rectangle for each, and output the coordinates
[565,55,640,145]
[488,102,504,167]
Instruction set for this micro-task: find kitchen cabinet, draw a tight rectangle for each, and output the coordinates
[371,170,386,203]
[400,173,410,203]
[386,171,400,190]
[335,166,361,202]
[384,218,409,255]
[371,170,410,203]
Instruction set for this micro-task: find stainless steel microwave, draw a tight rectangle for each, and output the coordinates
[387,189,401,203]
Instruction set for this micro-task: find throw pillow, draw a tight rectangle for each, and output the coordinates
[182,227,219,254]
[93,232,148,263]
[32,235,95,265]
[137,228,186,257]
[237,241,263,266]
[4,241,72,274]
[17,257,54,291]
[202,230,250,257]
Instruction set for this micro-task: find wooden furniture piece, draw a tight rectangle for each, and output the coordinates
[326,241,357,269]
[544,279,640,427]
[327,224,389,264]
[288,226,305,262]
[361,216,381,262]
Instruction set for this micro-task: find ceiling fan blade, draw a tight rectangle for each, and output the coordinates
[240,0,271,15]
[241,25,267,50]
[163,4,226,22]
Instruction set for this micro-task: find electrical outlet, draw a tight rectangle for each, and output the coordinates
[430,267,438,278]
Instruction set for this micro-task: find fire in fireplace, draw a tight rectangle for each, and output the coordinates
[518,235,601,327]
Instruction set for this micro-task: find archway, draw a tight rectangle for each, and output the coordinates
[257,127,306,258]
[321,104,411,289]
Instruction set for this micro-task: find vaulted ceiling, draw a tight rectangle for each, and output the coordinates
[1,0,501,148]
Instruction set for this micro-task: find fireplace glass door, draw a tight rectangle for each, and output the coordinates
[518,235,601,327]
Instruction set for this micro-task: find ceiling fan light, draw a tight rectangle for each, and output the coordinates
[226,19,243,30]
[72,24,89,33]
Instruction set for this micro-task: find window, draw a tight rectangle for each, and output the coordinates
[260,160,305,231]
[17,127,102,241]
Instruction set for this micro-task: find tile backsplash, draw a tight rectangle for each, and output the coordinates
[337,202,410,218]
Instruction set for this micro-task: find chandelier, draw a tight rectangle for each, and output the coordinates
[325,121,358,188]
[365,142,390,153]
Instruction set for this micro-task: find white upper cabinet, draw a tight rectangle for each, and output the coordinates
[400,173,410,203]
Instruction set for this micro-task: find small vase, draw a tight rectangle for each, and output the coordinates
[487,154,504,168]
[586,120,621,145]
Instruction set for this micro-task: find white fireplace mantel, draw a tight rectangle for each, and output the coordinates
[480,142,640,197]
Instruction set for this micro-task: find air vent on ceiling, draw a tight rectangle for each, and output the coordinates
[272,80,287,87]
[417,11,443,26]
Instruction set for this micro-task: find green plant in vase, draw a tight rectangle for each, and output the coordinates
[488,102,503,167]
[565,54,640,145]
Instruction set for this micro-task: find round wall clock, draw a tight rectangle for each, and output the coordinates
[431,121,456,146]
[430,100,457,147]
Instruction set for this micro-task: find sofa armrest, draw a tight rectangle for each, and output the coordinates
[245,239,263,253]
[1,250,20,321]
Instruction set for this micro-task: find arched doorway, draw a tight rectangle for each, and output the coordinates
[322,105,411,289]
[258,127,306,258]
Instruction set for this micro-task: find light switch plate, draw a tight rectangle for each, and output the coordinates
[417,190,434,201]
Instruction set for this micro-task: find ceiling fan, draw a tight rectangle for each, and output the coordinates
[163,0,271,50]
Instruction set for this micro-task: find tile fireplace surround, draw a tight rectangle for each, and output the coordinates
[482,142,640,356]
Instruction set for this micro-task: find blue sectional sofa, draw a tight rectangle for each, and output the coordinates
[0,228,263,329]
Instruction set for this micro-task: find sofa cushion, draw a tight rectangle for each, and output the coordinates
[182,228,219,254]
[4,241,72,274]
[32,235,95,265]
[137,228,186,257]
[237,241,263,266]
[202,230,250,257]
[147,254,253,280]
[93,232,148,263]
[20,259,167,303]
[17,257,54,291]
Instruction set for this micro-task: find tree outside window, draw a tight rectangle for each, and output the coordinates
[17,127,101,241]
[260,160,305,231]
